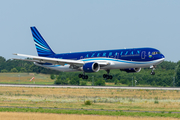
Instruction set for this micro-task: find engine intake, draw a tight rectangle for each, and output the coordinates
[83,62,100,73]
[120,68,141,73]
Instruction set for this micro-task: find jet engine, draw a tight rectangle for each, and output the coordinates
[83,62,100,72]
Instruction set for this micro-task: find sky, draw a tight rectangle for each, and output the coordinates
[0,0,180,62]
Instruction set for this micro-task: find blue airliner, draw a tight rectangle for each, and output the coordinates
[13,27,165,79]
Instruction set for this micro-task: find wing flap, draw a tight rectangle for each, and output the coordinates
[12,58,43,63]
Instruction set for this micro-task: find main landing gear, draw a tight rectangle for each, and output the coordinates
[150,65,156,75]
[79,70,113,80]
[103,70,113,79]
[79,72,88,79]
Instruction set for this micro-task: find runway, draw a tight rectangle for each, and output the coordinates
[0,84,180,90]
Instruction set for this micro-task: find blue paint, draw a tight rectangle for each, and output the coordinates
[30,26,165,63]
[91,53,95,57]
[97,53,101,57]
[120,51,123,55]
[109,52,112,56]
[125,51,128,55]
[130,51,133,55]
[102,53,106,57]
[85,54,88,58]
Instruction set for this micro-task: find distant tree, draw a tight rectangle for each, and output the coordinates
[157,61,177,70]
[80,81,87,86]
[54,74,68,85]
[151,81,156,86]
[69,77,80,85]
[20,68,26,72]
[69,79,77,85]
[119,79,127,84]
[11,68,18,73]
[50,74,56,80]
[1,69,7,73]
[176,67,180,86]
[0,56,6,71]
[114,79,119,85]
[95,79,105,86]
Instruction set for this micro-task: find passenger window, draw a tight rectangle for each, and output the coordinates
[102,53,106,57]
[109,52,112,56]
[97,53,101,57]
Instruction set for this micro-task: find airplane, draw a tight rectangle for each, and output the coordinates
[13,27,165,79]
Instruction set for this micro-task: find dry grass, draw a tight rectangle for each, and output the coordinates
[0,73,53,84]
[0,87,180,112]
[0,112,179,120]
[1,86,180,99]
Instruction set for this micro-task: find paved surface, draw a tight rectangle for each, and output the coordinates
[0,84,180,90]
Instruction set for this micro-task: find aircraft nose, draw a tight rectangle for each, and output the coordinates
[161,54,165,59]
[154,54,165,60]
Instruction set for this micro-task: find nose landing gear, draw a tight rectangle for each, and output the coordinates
[150,65,156,75]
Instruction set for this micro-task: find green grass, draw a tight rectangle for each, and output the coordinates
[0,81,54,85]
[0,73,54,85]
[0,107,180,118]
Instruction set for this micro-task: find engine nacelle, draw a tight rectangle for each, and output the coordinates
[83,62,100,73]
[120,68,141,73]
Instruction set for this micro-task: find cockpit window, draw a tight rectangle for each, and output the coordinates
[152,51,161,55]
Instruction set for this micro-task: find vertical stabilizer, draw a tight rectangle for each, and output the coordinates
[30,27,55,57]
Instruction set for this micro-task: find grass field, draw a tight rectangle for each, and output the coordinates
[1,112,180,120]
[0,112,180,120]
[0,73,54,84]
[1,73,180,118]
[0,73,150,87]
[0,86,180,113]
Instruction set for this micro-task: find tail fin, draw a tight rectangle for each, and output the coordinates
[30,26,55,57]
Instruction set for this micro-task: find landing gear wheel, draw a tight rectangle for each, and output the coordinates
[103,70,113,79]
[85,75,88,79]
[151,71,155,75]
[78,74,82,78]
[82,75,85,79]
[81,75,88,79]
[150,65,156,75]
[106,75,110,79]
[103,74,107,78]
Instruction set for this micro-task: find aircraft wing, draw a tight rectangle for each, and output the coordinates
[13,53,84,66]
[13,53,110,66]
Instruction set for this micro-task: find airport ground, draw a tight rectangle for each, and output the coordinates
[0,86,180,119]
[1,73,180,119]
[0,112,180,120]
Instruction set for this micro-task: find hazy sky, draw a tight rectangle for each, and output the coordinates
[0,0,180,62]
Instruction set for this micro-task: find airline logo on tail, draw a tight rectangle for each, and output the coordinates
[30,27,55,57]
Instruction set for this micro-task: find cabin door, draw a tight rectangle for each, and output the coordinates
[141,51,146,59]
[115,53,119,59]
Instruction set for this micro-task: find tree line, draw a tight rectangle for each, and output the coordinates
[0,56,180,87]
